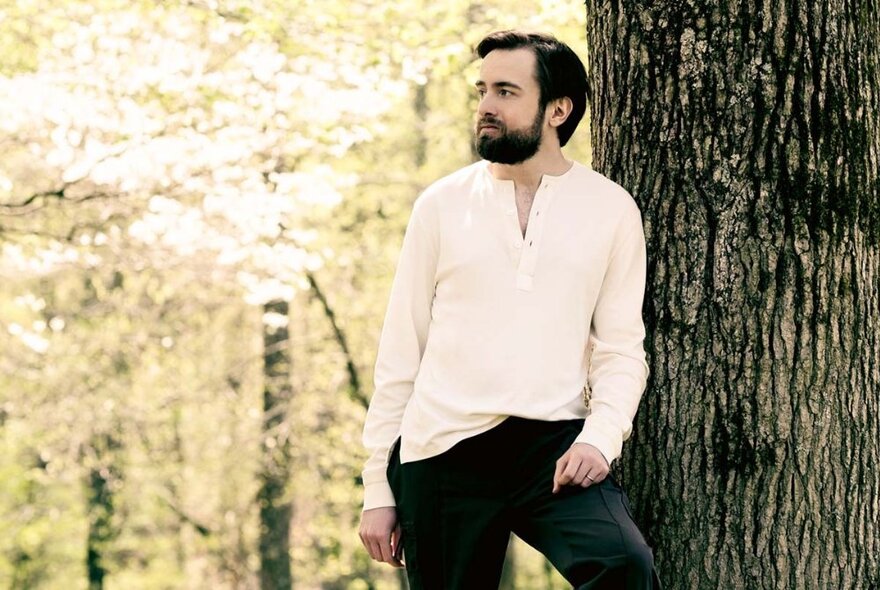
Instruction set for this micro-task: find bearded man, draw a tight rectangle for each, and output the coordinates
[358,30,662,590]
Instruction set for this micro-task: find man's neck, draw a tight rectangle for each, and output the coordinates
[488,148,573,190]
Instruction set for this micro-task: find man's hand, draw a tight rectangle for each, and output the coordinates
[553,442,609,493]
[358,507,404,568]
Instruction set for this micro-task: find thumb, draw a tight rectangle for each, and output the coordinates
[552,454,568,494]
[392,523,403,561]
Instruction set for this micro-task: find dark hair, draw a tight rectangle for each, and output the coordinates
[476,30,588,147]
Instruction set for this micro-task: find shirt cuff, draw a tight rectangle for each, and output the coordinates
[573,419,623,467]
[362,478,397,511]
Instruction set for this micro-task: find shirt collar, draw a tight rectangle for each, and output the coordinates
[480,159,576,192]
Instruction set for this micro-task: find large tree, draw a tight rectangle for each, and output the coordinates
[585,2,879,588]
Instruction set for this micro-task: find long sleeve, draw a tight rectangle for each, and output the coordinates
[361,195,439,510]
[574,205,650,465]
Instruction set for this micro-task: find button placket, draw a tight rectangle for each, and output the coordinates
[500,186,524,261]
[516,185,553,291]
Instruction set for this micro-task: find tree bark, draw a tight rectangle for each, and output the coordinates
[585,2,880,589]
[258,299,293,590]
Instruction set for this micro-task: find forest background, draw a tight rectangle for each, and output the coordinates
[0,1,594,588]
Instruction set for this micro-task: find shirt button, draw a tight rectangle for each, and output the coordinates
[506,209,516,216]
[514,242,522,249]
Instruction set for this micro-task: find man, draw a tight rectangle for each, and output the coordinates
[358,30,661,589]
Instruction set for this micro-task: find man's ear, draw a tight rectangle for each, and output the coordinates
[547,97,573,129]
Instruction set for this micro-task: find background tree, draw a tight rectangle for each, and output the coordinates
[584,2,880,588]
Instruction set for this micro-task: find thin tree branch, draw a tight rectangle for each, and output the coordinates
[157,491,214,538]
[0,128,169,215]
[181,0,250,22]
[305,270,368,409]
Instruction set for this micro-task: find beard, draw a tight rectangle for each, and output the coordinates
[474,105,546,165]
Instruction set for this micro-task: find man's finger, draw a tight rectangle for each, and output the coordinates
[390,524,404,567]
[552,453,569,493]
[362,532,390,564]
[367,538,383,562]
[390,523,402,557]
[374,531,404,568]
[571,464,595,485]
[580,470,595,487]
[579,466,596,487]
[377,533,396,564]
[553,453,582,492]
[560,456,581,484]
[581,459,610,486]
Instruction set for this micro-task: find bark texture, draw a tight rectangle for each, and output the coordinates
[585,2,880,588]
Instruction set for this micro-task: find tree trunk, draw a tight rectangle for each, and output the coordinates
[585,2,880,589]
[85,433,121,590]
[258,299,293,590]
[414,81,429,170]
[170,404,187,572]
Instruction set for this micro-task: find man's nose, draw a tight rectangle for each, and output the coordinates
[477,95,496,117]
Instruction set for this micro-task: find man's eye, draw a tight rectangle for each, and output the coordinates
[499,89,511,96]
[477,89,486,97]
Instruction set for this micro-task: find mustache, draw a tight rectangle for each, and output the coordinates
[477,116,503,128]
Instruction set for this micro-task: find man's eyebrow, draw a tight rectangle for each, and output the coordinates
[474,80,524,91]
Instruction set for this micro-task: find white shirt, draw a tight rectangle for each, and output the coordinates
[361,160,649,510]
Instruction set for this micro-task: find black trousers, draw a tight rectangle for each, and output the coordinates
[387,416,661,590]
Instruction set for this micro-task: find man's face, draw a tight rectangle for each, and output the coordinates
[474,48,547,165]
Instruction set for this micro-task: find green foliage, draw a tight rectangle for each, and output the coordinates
[0,1,591,588]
